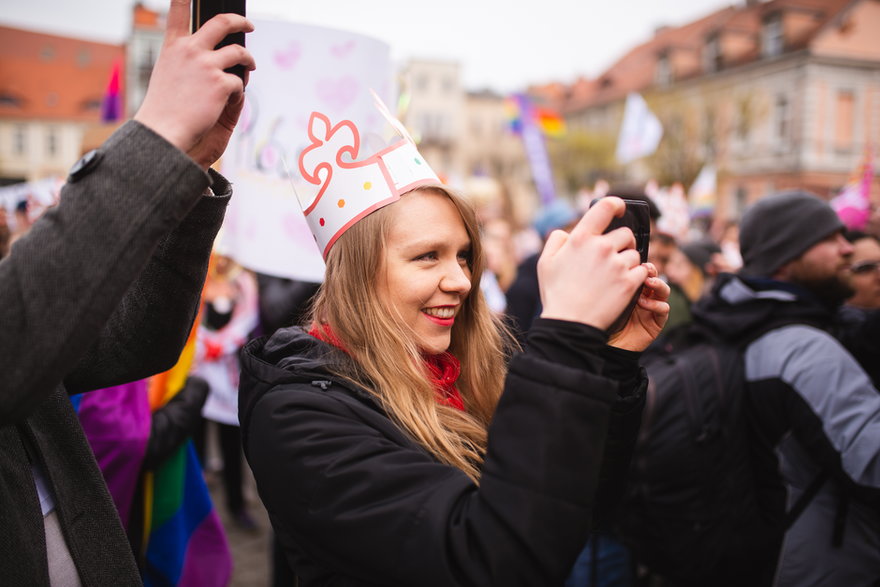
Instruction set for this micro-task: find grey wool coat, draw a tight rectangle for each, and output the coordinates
[0,121,231,586]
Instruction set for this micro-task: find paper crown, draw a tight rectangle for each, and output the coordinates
[296,108,440,257]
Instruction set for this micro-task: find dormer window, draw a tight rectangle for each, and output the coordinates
[762,14,784,57]
[0,93,22,108]
[704,34,722,73]
[655,53,672,87]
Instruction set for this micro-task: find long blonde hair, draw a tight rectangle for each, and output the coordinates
[308,185,512,482]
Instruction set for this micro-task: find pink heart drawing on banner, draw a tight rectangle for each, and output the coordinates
[316,76,359,111]
[274,42,302,70]
[330,40,356,58]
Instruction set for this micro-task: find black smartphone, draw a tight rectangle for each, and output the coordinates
[192,0,247,80]
[589,198,651,334]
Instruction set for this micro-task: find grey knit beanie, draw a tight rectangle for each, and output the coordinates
[739,190,844,277]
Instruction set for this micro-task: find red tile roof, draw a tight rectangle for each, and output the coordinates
[562,0,855,113]
[0,26,124,121]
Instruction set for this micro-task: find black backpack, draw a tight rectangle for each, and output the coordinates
[617,324,822,586]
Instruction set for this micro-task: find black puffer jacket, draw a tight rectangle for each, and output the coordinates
[240,320,645,587]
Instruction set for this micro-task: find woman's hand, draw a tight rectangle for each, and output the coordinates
[537,197,648,331]
[608,263,670,351]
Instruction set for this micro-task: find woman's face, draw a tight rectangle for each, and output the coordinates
[848,237,880,309]
[378,190,472,355]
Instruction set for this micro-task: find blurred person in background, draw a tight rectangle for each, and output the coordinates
[665,239,728,305]
[843,231,880,310]
[692,191,880,586]
[192,253,260,530]
[837,231,880,388]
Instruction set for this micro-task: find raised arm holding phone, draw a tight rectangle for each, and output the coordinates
[0,1,254,584]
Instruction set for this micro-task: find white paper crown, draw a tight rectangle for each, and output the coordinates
[296,109,440,257]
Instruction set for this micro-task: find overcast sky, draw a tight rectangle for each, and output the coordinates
[0,0,735,93]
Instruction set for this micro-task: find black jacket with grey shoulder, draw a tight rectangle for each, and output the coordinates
[0,121,229,586]
[693,274,880,587]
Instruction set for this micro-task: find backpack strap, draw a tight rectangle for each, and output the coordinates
[783,470,828,529]
[831,490,849,548]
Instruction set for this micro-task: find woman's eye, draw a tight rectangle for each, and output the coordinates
[414,251,437,261]
[458,250,471,264]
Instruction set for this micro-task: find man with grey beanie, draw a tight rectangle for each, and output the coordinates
[689,190,880,586]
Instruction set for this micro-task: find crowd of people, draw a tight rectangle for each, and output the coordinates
[1,1,878,586]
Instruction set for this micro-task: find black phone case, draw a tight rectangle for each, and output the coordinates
[192,0,247,79]
[590,198,651,334]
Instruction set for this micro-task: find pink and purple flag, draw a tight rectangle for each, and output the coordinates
[830,146,874,230]
[101,59,123,123]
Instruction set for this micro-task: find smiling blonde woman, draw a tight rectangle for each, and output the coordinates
[239,185,669,586]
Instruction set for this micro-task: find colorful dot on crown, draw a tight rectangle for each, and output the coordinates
[414,158,422,165]
[319,218,325,226]
[363,182,372,190]
[337,199,346,208]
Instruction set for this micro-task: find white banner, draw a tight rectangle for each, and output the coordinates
[217,20,394,281]
[615,92,663,165]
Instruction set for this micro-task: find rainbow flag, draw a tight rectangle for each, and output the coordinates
[505,93,559,204]
[73,322,231,586]
[504,97,566,138]
[71,381,151,531]
[142,324,232,587]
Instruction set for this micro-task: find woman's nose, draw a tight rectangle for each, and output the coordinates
[441,261,471,296]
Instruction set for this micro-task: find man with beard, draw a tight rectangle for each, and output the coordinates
[690,190,880,586]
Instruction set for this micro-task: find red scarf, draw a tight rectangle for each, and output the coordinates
[308,324,465,411]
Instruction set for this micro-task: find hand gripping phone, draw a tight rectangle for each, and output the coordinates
[589,198,651,334]
[192,0,247,80]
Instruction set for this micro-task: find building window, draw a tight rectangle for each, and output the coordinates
[416,74,429,92]
[0,93,21,108]
[40,45,56,61]
[442,76,455,94]
[76,48,91,68]
[13,125,26,156]
[762,14,784,58]
[138,44,157,97]
[734,186,748,217]
[736,96,752,144]
[774,94,790,147]
[655,54,672,87]
[834,90,855,151]
[703,34,722,73]
[471,117,482,137]
[47,127,58,157]
[702,107,717,158]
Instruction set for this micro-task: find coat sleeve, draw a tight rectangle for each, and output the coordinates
[143,375,209,469]
[745,325,880,497]
[0,121,221,425]
[246,352,620,587]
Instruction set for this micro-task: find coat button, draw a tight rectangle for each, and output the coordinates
[67,149,103,182]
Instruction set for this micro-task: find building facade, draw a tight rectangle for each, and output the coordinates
[0,26,123,184]
[559,0,880,222]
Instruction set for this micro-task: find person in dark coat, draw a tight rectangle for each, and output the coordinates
[0,2,255,584]
[240,176,670,585]
[692,191,880,586]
